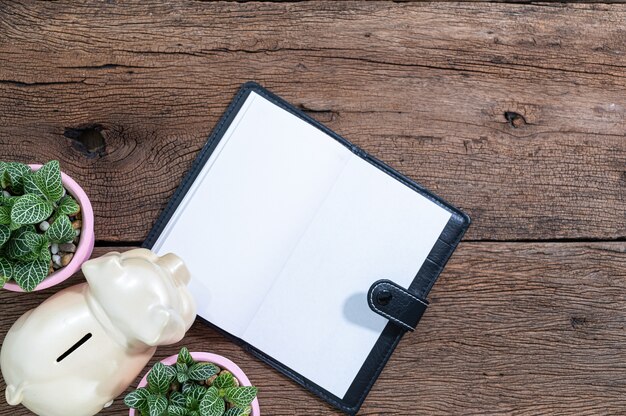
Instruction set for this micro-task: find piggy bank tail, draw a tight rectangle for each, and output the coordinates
[6,383,24,406]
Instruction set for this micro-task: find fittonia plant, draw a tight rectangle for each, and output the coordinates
[0,161,81,291]
[125,347,258,416]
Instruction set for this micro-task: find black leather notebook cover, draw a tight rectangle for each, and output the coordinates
[144,82,470,414]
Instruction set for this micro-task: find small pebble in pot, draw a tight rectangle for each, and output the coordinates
[75,229,81,237]
[39,221,50,232]
[206,375,218,386]
[52,254,62,266]
[61,253,74,267]
[50,243,59,255]
[59,243,76,253]
[72,220,82,230]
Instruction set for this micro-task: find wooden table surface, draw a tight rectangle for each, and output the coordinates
[1,1,625,415]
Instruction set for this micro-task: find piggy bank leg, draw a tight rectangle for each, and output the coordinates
[6,383,24,406]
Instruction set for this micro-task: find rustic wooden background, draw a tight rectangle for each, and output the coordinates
[0,1,625,415]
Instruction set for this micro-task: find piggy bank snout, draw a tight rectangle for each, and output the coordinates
[157,253,190,285]
[6,384,23,406]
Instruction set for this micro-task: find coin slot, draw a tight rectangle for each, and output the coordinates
[56,333,93,362]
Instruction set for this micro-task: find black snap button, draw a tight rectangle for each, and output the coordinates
[376,289,392,306]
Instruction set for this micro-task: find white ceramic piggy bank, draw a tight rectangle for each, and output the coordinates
[0,248,197,416]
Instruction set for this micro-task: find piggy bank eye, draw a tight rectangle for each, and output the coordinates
[56,333,93,363]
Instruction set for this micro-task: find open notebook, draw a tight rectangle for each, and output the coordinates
[144,82,469,414]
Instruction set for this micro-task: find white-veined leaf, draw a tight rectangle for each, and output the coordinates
[177,347,195,366]
[170,391,186,408]
[10,194,53,225]
[0,161,7,188]
[213,372,237,389]
[13,259,48,292]
[123,388,150,409]
[223,386,258,408]
[185,383,208,403]
[147,362,176,395]
[56,195,80,216]
[167,405,188,416]
[46,215,75,243]
[147,394,167,416]
[34,160,64,203]
[0,224,10,247]
[0,206,11,225]
[189,363,220,382]
[5,162,30,194]
[223,408,248,416]
[198,386,225,416]
[23,172,47,198]
[6,229,40,259]
[0,257,13,285]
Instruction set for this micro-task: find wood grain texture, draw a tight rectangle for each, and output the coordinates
[0,1,624,241]
[0,243,625,415]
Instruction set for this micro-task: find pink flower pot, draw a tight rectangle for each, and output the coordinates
[129,352,260,416]
[3,164,95,292]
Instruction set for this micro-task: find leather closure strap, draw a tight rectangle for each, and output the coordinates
[367,279,428,331]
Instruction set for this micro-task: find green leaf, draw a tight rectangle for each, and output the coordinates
[170,391,186,408]
[199,386,225,416]
[213,372,237,390]
[10,194,53,225]
[124,388,151,409]
[0,224,10,247]
[167,405,188,416]
[5,162,30,194]
[46,215,75,243]
[12,231,48,263]
[185,395,198,411]
[147,394,167,416]
[184,383,208,403]
[189,363,220,382]
[178,347,195,366]
[39,243,51,263]
[223,387,257,408]
[0,258,13,287]
[223,408,248,416]
[3,197,18,208]
[56,195,80,216]
[35,160,64,202]
[0,206,10,225]
[147,362,176,395]
[175,362,190,383]
[0,161,7,188]
[23,172,47,199]
[6,229,41,259]
[13,259,49,291]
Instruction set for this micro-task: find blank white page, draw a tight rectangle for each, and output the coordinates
[153,91,451,398]
[242,154,451,397]
[153,92,351,336]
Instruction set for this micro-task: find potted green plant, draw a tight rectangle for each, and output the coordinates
[0,160,95,292]
[125,347,260,416]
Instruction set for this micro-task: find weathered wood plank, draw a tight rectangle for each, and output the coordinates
[0,243,624,415]
[0,1,624,242]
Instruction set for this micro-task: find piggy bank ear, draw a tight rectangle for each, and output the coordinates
[81,253,125,287]
[138,305,187,346]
